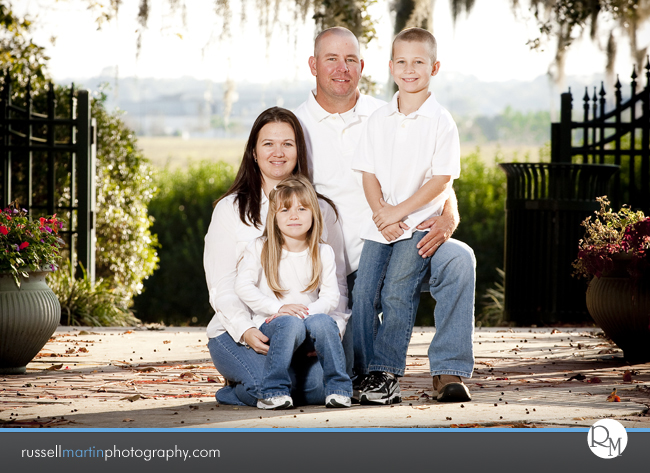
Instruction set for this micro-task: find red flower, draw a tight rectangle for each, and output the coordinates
[19,242,29,250]
[0,225,7,236]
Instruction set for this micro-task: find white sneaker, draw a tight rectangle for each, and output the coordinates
[325,394,351,408]
[257,395,293,410]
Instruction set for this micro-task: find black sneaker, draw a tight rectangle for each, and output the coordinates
[359,371,401,405]
[352,374,368,403]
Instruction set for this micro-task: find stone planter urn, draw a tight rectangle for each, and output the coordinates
[586,257,650,363]
[0,271,60,374]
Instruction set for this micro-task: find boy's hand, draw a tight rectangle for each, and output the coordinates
[277,304,308,318]
[373,199,405,230]
[381,222,409,242]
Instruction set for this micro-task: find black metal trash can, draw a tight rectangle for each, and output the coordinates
[498,163,618,325]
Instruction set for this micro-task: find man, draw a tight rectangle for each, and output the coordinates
[293,27,475,403]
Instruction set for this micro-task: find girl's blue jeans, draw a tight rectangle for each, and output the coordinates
[259,313,352,399]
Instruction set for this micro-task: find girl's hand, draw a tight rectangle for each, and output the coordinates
[278,304,309,318]
[381,222,409,242]
[373,199,404,231]
[242,327,270,355]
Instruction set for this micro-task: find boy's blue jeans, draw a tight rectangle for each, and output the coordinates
[259,313,352,399]
[352,231,431,377]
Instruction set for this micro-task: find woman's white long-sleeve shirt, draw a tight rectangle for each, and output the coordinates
[204,192,349,343]
[234,238,340,329]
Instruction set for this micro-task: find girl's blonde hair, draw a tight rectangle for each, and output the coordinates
[262,175,324,299]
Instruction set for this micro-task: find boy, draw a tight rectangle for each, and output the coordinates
[351,27,463,404]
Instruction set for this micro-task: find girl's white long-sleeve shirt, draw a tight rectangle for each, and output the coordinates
[234,238,340,330]
[203,192,350,344]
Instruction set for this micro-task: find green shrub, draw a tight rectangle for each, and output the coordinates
[92,90,159,301]
[454,149,507,298]
[415,149,508,326]
[132,161,236,325]
[48,260,139,327]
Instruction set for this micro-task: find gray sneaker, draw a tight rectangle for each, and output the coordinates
[257,395,293,410]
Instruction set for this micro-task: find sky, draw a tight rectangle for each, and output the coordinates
[18,0,644,85]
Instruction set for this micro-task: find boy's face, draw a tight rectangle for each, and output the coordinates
[389,40,440,95]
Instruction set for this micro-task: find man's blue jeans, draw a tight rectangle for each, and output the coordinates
[348,237,475,379]
[352,231,431,376]
[259,313,352,399]
[208,328,326,407]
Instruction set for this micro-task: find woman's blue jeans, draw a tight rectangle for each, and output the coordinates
[352,231,431,376]
[259,313,352,398]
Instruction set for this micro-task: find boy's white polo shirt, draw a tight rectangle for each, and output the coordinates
[294,90,386,274]
[352,91,460,245]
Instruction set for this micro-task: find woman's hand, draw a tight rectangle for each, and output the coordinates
[372,199,404,231]
[278,304,309,318]
[242,327,270,355]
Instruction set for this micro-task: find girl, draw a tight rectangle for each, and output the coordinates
[235,175,353,409]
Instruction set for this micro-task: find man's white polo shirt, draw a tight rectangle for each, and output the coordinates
[352,91,460,245]
[294,90,385,275]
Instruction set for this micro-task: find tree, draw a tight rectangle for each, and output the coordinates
[81,0,649,89]
[0,0,158,307]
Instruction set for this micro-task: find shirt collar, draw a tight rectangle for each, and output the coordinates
[388,91,439,118]
[306,88,372,123]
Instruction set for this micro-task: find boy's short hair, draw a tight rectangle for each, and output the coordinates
[392,27,437,63]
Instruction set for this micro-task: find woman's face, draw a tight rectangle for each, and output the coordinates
[255,122,298,189]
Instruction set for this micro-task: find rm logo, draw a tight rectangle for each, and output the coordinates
[588,419,628,459]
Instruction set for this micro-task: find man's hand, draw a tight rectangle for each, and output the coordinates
[372,199,404,231]
[381,221,409,242]
[278,304,308,318]
[415,211,455,258]
[242,327,270,355]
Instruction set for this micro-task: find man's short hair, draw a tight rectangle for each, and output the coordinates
[392,27,437,63]
[314,26,359,57]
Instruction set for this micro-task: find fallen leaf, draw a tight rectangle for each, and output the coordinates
[46,364,63,371]
[163,340,171,344]
[123,418,134,422]
[607,389,621,402]
[412,405,430,410]
[136,367,158,372]
[65,348,76,354]
[123,330,134,335]
[402,395,419,401]
[623,370,632,382]
[207,377,219,383]
[568,373,586,381]
[180,371,198,378]
[121,394,144,402]
[78,347,89,353]
[587,376,602,383]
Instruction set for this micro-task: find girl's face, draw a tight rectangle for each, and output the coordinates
[255,122,298,189]
[275,195,313,242]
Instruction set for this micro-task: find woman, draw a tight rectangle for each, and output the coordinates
[204,107,349,407]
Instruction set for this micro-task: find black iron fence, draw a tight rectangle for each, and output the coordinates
[0,73,96,281]
[500,59,649,324]
[552,59,650,211]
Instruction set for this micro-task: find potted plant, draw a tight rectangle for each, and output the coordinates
[0,203,65,374]
[573,196,650,363]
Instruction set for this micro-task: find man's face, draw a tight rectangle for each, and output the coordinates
[309,32,364,102]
